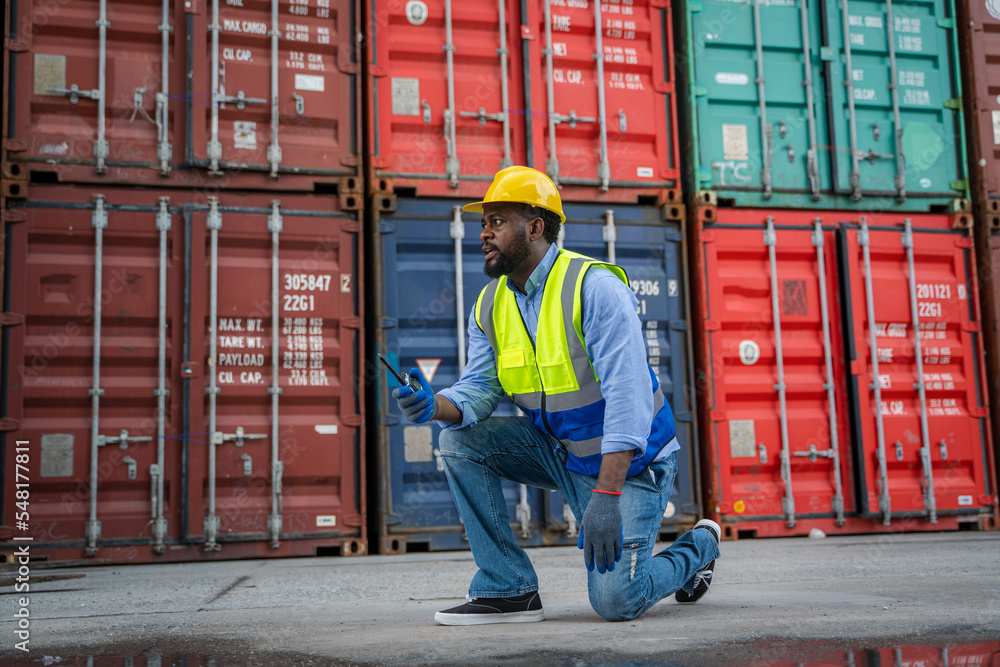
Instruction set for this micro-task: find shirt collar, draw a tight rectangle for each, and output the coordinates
[505,243,559,299]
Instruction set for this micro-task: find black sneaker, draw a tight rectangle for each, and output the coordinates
[675,519,721,605]
[433,592,544,626]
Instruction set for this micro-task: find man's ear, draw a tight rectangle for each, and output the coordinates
[528,216,546,242]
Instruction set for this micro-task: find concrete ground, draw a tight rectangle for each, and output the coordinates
[1,531,999,666]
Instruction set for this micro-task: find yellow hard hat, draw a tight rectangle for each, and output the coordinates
[462,166,565,224]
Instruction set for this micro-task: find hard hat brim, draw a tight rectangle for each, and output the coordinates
[461,200,566,224]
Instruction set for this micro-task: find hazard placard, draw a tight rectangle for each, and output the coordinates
[414,358,442,383]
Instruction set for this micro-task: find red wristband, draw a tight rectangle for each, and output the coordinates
[592,489,622,496]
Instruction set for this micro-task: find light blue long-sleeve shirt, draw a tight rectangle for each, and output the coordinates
[438,243,678,461]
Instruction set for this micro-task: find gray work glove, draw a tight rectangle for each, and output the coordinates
[391,367,438,424]
[577,491,623,574]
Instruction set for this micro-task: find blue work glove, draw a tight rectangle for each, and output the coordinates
[577,491,623,574]
[391,367,438,424]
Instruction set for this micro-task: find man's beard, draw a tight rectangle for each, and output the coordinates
[483,229,532,279]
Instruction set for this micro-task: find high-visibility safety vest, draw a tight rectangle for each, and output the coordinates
[474,249,676,478]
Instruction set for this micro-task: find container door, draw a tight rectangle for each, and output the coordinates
[3,193,183,559]
[698,213,853,532]
[8,0,187,183]
[557,203,699,528]
[374,197,529,553]
[823,0,966,202]
[368,0,525,198]
[840,218,993,524]
[188,196,364,552]
[687,0,827,200]
[189,0,358,184]
[528,0,681,200]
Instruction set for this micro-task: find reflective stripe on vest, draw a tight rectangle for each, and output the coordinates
[474,248,675,477]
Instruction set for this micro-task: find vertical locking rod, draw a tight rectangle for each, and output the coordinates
[765,218,794,527]
[86,195,108,555]
[268,200,284,546]
[860,219,891,524]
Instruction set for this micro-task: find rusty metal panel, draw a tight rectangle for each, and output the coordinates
[0,186,365,563]
[959,1,1000,507]
[3,0,361,189]
[6,0,189,184]
[959,0,1000,217]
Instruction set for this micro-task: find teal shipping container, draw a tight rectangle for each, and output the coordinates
[680,0,967,211]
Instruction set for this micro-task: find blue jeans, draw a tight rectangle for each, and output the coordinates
[437,417,720,622]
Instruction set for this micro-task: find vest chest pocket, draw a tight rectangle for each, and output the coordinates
[499,348,540,393]
[538,357,577,393]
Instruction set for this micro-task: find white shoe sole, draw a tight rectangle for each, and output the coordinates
[434,608,545,626]
[694,518,722,544]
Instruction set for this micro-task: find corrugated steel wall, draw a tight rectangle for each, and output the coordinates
[2,0,998,565]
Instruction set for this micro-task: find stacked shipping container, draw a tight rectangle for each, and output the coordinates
[366,0,696,553]
[1,0,367,562]
[958,0,1000,498]
[681,0,996,537]
[1,0,998,565]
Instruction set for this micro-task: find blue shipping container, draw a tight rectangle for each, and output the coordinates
[373,197,700,554]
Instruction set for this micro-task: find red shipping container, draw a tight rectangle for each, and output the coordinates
[3,0,362,192]
[188,0,362,190]
[694,209,857,537]
[366,0,528,199]
[5,0,188,187]
[957,2,1000,512]
[365,0,682,207]
[1,186,365,563]
[523,0,681,204]
[692,208,997,538]
[840,216,995,528]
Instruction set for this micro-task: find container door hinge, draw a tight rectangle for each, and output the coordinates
[342,221,360,234]
[667,231,685,242]
[675,411,695,423]
[699,230,716,243]
[970,406,988,418]
[819,46,835,62]
[955,237,973,248]
[379,221,396,234]
[695,169,713,184]
[692,85,708,97]
[715,501,733,513]
[703,319,720,331]
[0,210,28,222]
[341,316,361,329]
[4,38,28,52]
[943,98,962,110]
[979,494,998,506]
[0,419,23,432]
[5,139,27,152]
[961,321,981,333]
[379,317,398,330]
[709,410,726,421]
[950,179,969,191]
[381,413,401,427]
[670,320,689,331]
[0,312,25,326]
[688,2,703,13]
[936,18,955,29]
[342,414,363,427]
[342,514,364,527]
